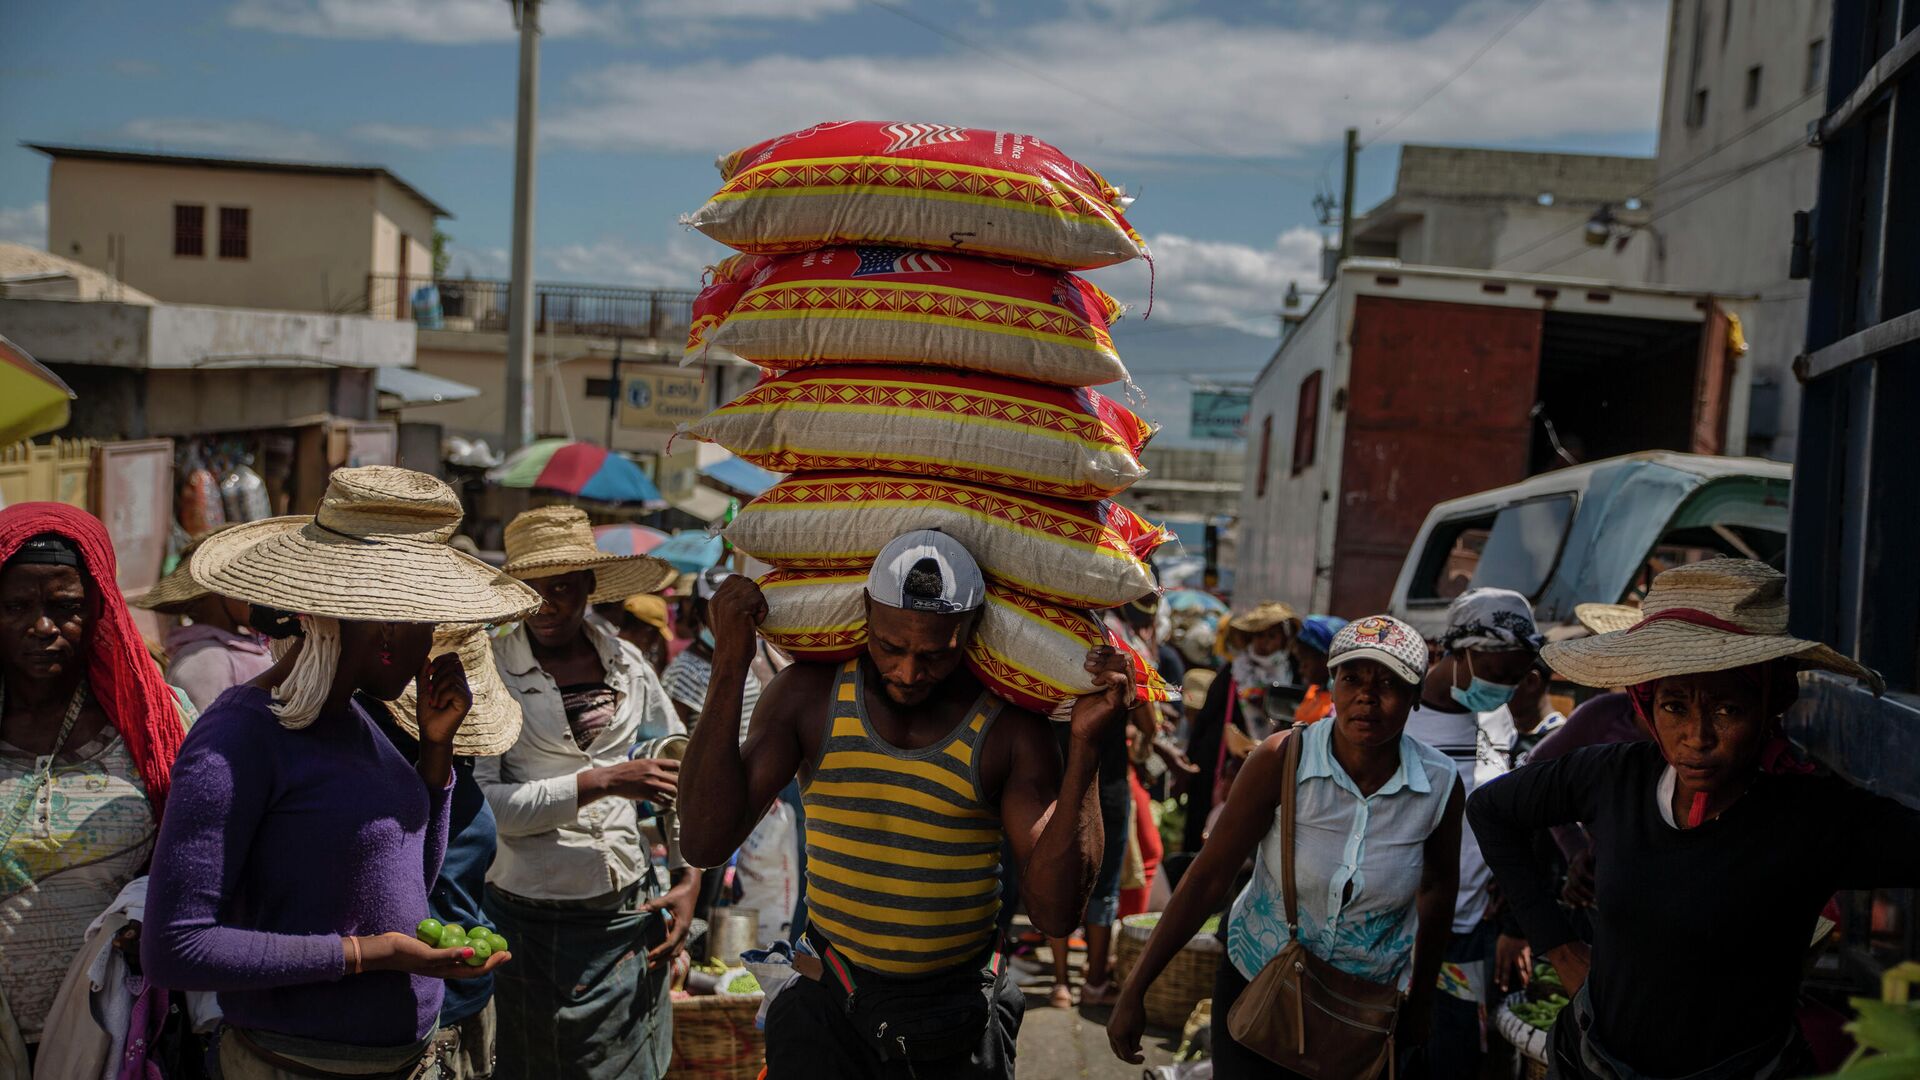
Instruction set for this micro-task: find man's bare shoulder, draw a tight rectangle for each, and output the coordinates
[982,699,1058,792]
[760,660,842,721]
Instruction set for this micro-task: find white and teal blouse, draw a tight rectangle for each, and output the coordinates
[1226,717,1458,988]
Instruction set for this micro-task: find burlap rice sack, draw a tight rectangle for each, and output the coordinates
[725,473,1168,609]
[687,121,1148,271]
[690,365,1152,500]
[755,568,1176,714]
[686,248,1128,387]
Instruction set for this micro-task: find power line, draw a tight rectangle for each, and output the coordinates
[858,0,1299,182]
[1358,0,1551,149]
[1497,87,1822,268]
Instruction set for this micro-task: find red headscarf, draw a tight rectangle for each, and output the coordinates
[0,502,184,818]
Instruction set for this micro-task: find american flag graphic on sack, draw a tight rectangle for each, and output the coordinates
[852,247,951,277]
[880,122,968,153]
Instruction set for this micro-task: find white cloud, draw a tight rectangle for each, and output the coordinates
[444,242,510,277]
[350,119,512,148]
[0,203,48,248]
[227,0,621,44]
[116,117,351,160]
[227,0,857,43]
[638,0,856,18]
[1094,226,1325,333]
[543,0,1664,160]
[541,229,723,288]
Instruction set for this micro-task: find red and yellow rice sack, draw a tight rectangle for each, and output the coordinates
[725,473,1169,609]
[689,366,1153,500]
[688,121,1148,272]
[756,569,1175,714]
[686,248,1127,387]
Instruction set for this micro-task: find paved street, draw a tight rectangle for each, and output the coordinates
[1009,938,1184,1079]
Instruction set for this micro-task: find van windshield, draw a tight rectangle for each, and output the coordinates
[1411,494,1577,603]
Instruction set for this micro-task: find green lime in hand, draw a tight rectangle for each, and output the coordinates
[416,919,444,944]
[469,926,494,940]
[487,934,510,954]
[465,939,493,967]
[439,929,469,950]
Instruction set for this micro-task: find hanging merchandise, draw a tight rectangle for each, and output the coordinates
[219,456,271,524]
[690,366,1153,500]
[687,121,1148,271]
[686,249,1128,386]
[177,446,226,537]
[754,569,1176,714]
[725,472,1169,609]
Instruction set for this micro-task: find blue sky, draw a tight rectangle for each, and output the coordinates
[0,0,1668,355]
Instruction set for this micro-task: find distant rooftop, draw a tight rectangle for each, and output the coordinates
[1367,144,1655,212]
[24,142,453,219]
[0,242,157,304]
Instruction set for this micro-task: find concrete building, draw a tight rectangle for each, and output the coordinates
[28,144,445,316]
[1632,0,1830,460]
[0,245,414,441]
[1351,145,1658,280]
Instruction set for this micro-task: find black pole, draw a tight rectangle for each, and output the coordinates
[606,337,622,447]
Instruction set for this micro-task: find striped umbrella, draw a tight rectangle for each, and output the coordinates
[489,439,664,506]
[593,523,670,556]
[0,334,75,446]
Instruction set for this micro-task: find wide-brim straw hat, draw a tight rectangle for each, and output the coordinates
[132,530,225,614]
[1543,559,1883,693]
[1573,602,1641,636]
[392,624,523,756]
[191,466,543,625]
[1228,601,1298,634]
[502,506,675,605]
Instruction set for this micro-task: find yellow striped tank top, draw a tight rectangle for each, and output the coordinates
[800,659,1005,976]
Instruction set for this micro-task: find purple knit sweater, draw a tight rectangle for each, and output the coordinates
[143,686,453,1047]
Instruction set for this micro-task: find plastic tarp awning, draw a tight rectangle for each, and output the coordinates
[668,483,735,523]
[700,456,780,497]
[376,366,481,407]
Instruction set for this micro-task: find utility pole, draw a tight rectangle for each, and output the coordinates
[504,0,540,451]
[1336,127,1358,276]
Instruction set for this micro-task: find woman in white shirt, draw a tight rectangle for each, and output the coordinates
[476,507,689,1080]
[1108,616,1463,1078]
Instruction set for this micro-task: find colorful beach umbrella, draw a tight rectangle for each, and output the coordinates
[0,334,75,446]
[593,523,670,557]
[489,439,663,506]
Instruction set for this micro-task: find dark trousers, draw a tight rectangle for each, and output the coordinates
[763,966,1025,1079]
[1427,920,1498,1080]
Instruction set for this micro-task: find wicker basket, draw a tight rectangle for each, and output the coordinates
[1111,913,1222,1030]
[1494,989,1552,1079]
[671,991,766,1080]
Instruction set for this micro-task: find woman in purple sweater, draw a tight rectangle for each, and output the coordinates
[142,467,542,1078]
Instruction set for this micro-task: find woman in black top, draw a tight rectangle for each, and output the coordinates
[1468,560,1920,1079]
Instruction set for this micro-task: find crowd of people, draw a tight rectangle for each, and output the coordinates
[4,461,1919,1080]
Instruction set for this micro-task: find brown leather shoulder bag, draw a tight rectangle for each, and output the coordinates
[1225,728,1402,1079]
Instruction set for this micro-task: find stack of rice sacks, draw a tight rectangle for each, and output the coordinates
[684,120,1174,714]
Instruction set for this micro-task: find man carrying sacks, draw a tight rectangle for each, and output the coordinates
[679,530,1135,1079]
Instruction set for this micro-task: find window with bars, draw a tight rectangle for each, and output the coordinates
[173,204,204,257]
[1291,370,1322,474]
[218,206,250,259]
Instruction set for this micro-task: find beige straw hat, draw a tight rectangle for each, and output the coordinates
[1228,601,1298,634]
[190,466,543,625]
[502,506,675,605]
[132,530,226,614]
[1542,559,1882,693]
[1573,602,1641,636]
[391,624,524,756]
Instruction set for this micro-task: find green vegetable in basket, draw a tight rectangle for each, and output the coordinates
[726,972,762,995]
